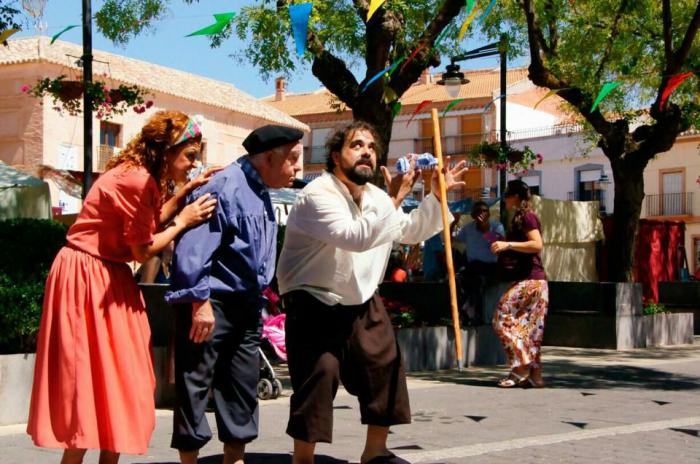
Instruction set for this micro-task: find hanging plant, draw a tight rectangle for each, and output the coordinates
[23,75,153,120]
[469,141,543,174]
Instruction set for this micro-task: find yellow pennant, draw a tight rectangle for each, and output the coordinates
[458,7,479,40]
[0,28,20,44]
[367,0,387,22]
[533,89,559,109]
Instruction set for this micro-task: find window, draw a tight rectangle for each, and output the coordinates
[460,116,482,152]
[575,167,606,211]
[661,170,684,215]
[99,122,121,147]
[419,119,436,154]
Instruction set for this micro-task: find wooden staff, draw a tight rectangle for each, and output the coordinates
[430,108,463,370]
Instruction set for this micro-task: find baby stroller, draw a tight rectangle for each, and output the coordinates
[257,289,286,400]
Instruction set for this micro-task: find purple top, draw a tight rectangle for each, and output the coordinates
[498,211,546,281]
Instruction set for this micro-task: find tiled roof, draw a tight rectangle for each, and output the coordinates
[1,37,308,131]
[262,67,531,116]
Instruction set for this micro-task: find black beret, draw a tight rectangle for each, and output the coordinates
[242,125,304,155]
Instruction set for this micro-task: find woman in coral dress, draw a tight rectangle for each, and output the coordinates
[27,110,218,464]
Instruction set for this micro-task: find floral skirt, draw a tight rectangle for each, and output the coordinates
[492,280,548,368]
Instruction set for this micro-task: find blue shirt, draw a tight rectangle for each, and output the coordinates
[455,220,504,264]
[165,157,277,304]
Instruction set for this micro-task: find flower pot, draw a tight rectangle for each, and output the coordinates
[108,89,125,104]
[57,80,84,102]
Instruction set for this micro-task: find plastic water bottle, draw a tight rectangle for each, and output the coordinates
[396,153,438,174]
[187,163,206,181]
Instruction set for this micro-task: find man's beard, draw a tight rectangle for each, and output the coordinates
[342,162,375,185]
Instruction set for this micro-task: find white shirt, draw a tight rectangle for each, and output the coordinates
[277,172,448,306]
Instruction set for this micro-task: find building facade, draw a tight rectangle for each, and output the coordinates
[0,37,308,214]
[263,67,566,201]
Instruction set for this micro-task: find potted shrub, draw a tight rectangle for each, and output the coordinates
[0,219,68,425]
[23,75,154,120]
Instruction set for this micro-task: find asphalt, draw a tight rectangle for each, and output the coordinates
[2,339,700,463]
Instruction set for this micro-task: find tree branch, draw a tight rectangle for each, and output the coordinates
[390,0,464,97]
[652,1,700,115]
[544,0,558,53]
[673,0,700,69]
[308,31,360,107]
[273,1,360,107]
[595,0,629,82]
[662,0,673,64]
[517,0,618,152]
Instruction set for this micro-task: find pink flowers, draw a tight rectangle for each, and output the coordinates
[21,84,30,93]
[536,153,543,164]
[133,101,153,114]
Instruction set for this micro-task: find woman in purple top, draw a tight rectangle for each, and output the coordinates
[490,180,548,388]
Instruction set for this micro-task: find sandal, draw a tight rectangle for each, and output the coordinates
[497,371,529,388]
[523,377,545,388]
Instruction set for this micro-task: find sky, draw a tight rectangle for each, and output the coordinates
[13,0,517,99]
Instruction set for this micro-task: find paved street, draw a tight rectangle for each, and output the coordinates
[2,340,700,463]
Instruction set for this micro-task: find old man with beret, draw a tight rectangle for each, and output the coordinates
[166,124,304,464]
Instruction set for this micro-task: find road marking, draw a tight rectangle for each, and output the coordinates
[400,416,700,463]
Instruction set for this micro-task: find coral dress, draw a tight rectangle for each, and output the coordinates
[27,164,160,454]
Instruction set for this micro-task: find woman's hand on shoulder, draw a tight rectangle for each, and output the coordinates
[174,193,217,229]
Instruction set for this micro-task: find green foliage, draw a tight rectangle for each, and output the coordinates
[230,0,476,79]
[383,297,417,328]
[95,0,168,46]
[480,0,700,125]
[0,1,21,34]
[642,300,668,315]
[96,0,474,81]
[0,219,68,353]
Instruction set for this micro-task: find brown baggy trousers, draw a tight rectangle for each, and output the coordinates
[283,290,411,443]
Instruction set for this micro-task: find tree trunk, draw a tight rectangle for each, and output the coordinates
[608,160,646,282]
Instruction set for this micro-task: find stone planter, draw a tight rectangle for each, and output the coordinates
[643,313,694,347]
[396,326,477,371]
[0,353,35,425]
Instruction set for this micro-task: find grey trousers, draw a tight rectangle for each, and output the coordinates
[171,293,262,451]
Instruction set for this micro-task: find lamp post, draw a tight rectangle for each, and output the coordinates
[437,35,508,222]
[81,0,93,198]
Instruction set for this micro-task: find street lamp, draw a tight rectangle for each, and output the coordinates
[436,63,469,98]
[437,35,508,220]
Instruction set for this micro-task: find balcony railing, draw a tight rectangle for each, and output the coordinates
[646,192,694,217]
[413,132,496,157]
[406,124,585,156]
[97,145,119,172]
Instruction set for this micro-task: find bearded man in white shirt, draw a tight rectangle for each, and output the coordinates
[277,121,467,464]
